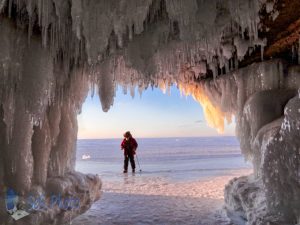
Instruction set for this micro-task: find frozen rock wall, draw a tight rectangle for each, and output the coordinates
[0,0,299,224]
[194,60,300,224]
[0,19,101,224]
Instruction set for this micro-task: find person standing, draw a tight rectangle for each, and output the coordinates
[121,131,138,173]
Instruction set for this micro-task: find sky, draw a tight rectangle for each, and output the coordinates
[77,85,236,139]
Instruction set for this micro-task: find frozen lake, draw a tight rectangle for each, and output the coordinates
[71,137,252,225]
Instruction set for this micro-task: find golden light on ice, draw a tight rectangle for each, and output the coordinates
[178,82,232,133]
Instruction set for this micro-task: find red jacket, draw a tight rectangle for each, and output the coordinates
[121,137,138,155]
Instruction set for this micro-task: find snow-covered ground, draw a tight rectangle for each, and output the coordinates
[70,169,251,225]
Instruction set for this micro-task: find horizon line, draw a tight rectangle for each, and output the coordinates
[77,135,237,140]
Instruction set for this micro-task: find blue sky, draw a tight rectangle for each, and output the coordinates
[77,85,235,139]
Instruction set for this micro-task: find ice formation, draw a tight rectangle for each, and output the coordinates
[0,0,299,224]
[201,60,300,224]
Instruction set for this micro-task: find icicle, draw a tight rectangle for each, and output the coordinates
[138,86,143,98]
[298,37,300,65]
[225,60,229,74]
[261,45,264,61]
[266,1,274,13]
[0,0,6,12]
[167,85,171,96]
[130,85,135,98]
[235,55,239,70]
[8,0,11,17]
[292,44,296,62]
[38,0,42,26]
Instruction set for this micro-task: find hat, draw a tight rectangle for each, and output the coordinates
[123,131,132,138]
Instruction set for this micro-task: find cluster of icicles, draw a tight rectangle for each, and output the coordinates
[0,0,278,134]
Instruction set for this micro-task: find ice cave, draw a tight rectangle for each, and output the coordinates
[0,0,299,224]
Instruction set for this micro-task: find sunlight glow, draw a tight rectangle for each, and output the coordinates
[178,83,233,133]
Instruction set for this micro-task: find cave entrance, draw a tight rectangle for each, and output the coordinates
[72,84,251,224]
[75,83,245,176]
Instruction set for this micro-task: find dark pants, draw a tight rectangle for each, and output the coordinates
[124,153,135,171]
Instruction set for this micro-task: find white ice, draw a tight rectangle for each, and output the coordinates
[71,169,252,225]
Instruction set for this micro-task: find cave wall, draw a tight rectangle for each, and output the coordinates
[197,60,300,224]
[0,19,101,224]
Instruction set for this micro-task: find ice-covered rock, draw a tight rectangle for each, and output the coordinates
[224,93,300,224]
[201,60,300,224]
[225,175,267,225]
[0,19,100,224]
[176,59,299,224]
